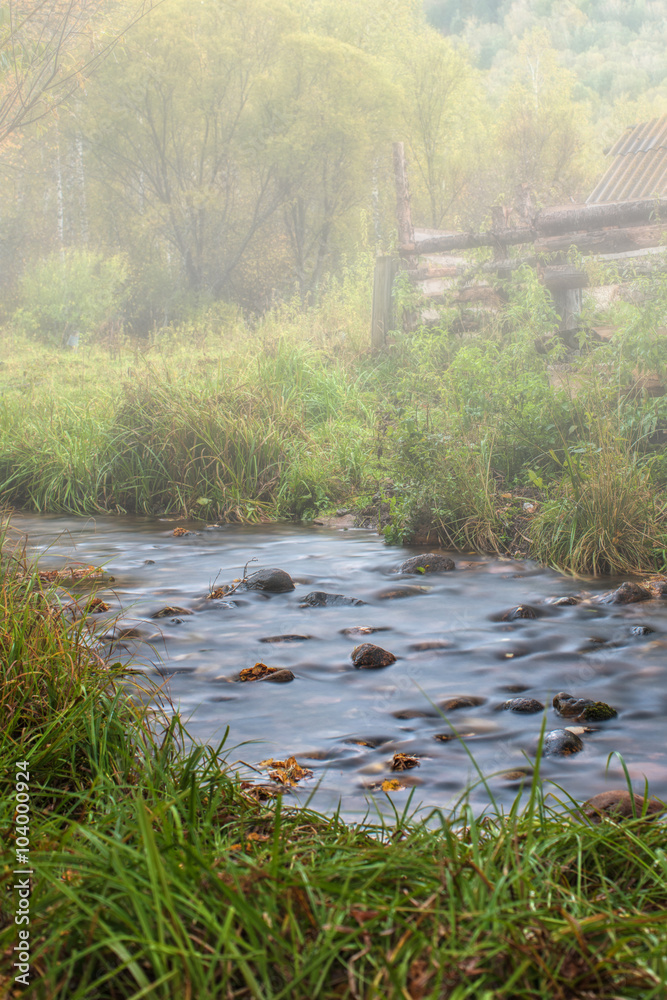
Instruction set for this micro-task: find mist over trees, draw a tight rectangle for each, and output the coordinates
[2,0,667,332]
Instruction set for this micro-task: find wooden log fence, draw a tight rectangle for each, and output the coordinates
[369,142,667,349]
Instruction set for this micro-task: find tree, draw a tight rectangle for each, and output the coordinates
[0,0,163,146]
[494,28,595,210]
[398,28,488,229]
[269,31,396,297]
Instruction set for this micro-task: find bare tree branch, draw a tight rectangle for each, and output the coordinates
[0,0,166,144]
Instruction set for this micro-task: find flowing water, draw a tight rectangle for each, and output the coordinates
[15,513,667,820]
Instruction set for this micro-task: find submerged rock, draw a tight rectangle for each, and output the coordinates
[440,696,486,711]
[581,790,666,823]
[151,606,193,619]
[243,568,295,593]
[501,697,545,713]
[259,634,312,644]
[300,591,365,608]
[351,643,396,668]
[543,729,584,756]
[408,640,453,651]
[399,553,455,574]
[496,605,541,621]
[340,626,391,637]
[377,585,429,600]
[628,624,655,637]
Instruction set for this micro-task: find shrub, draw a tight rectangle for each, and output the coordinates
[13,250,129,346]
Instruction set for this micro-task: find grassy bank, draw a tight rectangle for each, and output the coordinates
[3,265,667,574]
[1,528,667,999]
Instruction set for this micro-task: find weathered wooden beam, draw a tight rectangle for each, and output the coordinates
[541,265,590,291]
[371,256,399,351]
[393,142,414,250]
[409,199,666,255]
[535,223,667,255]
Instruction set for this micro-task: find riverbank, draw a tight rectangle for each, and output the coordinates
[1,525,667,998]
[3,269,667,577]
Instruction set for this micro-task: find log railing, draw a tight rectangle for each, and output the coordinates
[370,142,667,348]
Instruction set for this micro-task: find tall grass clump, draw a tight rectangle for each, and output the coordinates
[531,444,667,575]
[0,523,147,793]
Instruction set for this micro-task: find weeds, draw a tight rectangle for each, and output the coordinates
[4,265,667,573]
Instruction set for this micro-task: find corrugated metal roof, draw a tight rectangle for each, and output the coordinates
[587,115,667,204]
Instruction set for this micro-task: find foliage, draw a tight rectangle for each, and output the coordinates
[2,0,645,313]
[13,249,129,346]
[5,261,667,574]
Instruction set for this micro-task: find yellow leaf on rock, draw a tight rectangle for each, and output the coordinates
[382,779,406,792]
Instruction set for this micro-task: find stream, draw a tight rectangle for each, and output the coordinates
[15,513,667,820]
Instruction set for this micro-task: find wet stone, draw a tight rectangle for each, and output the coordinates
[578,637,611,653]
[343,736,391,749]
[87,597,110,613]
[112,627,144,640]
[553,692,595,717]
[501,697,545,713]
[151,606,193,619]
[300,591,365,608]
[551,595,579,606]
[543,729,584,756]
[243,568,295,593]
[581,790,666,823]
[260,669,295,683]
[645,576,667,598]
[628,624,655,637]
[440,696,486,711]
[393,708,437,719]
[399,553,455,574]
[496,605,541,622]
[376,585,429,600]
[340,626,390,637]
[351,643,396,668]
[553,692,617,721]
[600,581,652,605]
[580,701,617,721]
[238,663,283,682]
[260,634,312,644]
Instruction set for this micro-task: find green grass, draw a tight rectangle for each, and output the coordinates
[1,528,666,998]
[4,264,667,574]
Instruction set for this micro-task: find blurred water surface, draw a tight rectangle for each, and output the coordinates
[16,513,667,820]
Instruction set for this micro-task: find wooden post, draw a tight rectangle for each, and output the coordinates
[371,256,398,351]
[551,287,583,333]
[393,142,414,250]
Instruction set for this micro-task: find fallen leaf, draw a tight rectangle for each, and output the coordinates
[391,752,421,771]
[381,779,406,792]
[239,663,278,682]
